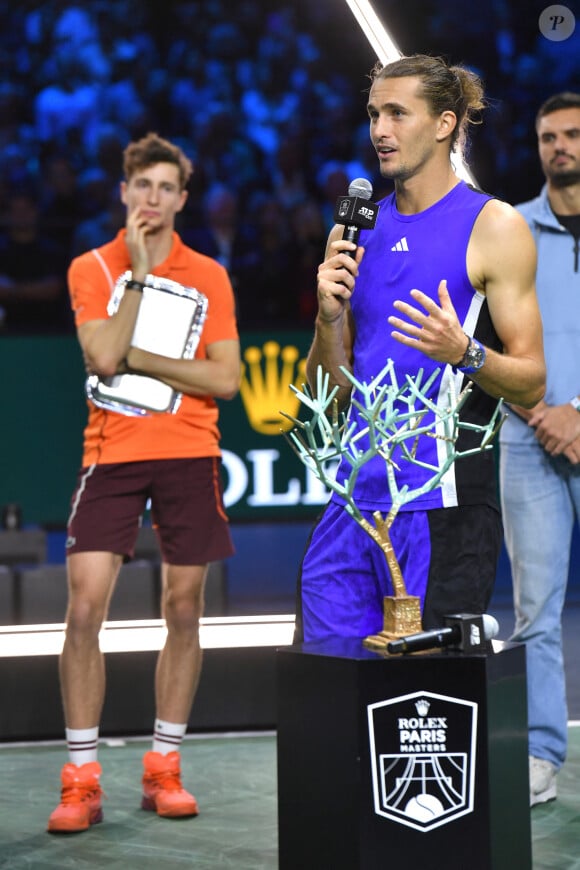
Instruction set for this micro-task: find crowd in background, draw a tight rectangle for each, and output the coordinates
[0,0,578,334]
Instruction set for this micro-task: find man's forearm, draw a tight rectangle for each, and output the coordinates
[126,344,241,400]
[306,316,353,409]
[469,346,546,409]
[82,289,143,377]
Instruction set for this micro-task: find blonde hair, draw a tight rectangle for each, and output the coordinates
[371,54,486,152]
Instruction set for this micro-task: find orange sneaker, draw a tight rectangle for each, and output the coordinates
[47,761,103,833]
[141,751,199,818]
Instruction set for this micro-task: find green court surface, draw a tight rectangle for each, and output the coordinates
[0,728,579,869]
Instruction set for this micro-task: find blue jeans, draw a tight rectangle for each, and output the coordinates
[500,441,580,768]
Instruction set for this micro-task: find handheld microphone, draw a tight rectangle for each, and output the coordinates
[387,613,499,655]
[333,178,379,257]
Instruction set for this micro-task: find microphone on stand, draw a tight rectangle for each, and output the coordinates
[387,613,500,655]
[333,177,380,257]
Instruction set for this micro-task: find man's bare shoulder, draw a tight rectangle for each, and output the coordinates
[475,197,533,244]
[468,197,537,292]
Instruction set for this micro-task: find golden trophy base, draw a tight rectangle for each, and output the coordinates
[363,594,422,651]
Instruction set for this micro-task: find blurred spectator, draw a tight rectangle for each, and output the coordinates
[240,11,302,164]
[166,49,215,137]
[534,28,580,92]
[182,182,261,318]
[38,154,83,261]
[289,196,328,324]
[50,4,109,81]
[0,82,39,195]
[272,137,310,210]
[34,53,102,153]
[0,0,575,332]
[70,169,125,257]
[100,41,149,131]
[235,192,300,328]
[493,0,516,76]
[87,123,126,185]
[0,188,70,333]
[193,103,265,196]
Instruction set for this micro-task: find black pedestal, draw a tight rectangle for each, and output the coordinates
[277,638,531,870]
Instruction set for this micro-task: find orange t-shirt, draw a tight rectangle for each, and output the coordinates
[69,230,239,466]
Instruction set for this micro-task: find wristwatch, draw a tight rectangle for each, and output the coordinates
[454,335,486,375]
[570,396,580,412]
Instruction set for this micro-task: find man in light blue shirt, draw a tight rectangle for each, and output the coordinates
[500,91,580,807]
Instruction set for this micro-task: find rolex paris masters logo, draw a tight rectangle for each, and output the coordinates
[367,691,477,832]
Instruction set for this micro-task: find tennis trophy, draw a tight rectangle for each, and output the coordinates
[283,360,504,649]
[86,271,208,416]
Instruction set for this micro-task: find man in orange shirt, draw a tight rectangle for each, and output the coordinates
[48,133,241,833]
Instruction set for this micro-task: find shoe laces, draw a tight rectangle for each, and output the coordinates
[147,768,184,793]
[60,782,103,805]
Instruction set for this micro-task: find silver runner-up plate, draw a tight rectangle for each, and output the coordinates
[86,272,208,416]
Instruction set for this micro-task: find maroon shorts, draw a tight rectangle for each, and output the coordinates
[66,458,234,565]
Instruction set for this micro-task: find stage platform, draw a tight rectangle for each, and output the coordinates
[0,728,579,869]
[1,527,580,866]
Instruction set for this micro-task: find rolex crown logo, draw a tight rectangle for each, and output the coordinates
[415,699,430,717]
[240,341,307,435]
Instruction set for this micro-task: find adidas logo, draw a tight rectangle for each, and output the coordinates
[240,341,307,435]
[391,236,409,252]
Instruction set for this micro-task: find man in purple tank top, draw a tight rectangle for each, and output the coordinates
[297,54,546,643]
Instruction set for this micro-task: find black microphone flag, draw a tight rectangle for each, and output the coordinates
[334,177,379,255]
[387,613,500,655]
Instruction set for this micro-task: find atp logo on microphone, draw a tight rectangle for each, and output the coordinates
[357,205,376,220]
[334,195,379,228]
[367,690,477,832]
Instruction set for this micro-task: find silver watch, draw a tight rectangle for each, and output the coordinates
[455,336,486,375]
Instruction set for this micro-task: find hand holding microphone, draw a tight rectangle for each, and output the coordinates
[316,178,379,322]
[333,178,380,257]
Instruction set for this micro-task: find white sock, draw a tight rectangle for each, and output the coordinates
[66,726,99,766]
[152,719,187,755]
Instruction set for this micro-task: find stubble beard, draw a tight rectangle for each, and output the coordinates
[380,161,412,183]
[546,159,580,189]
